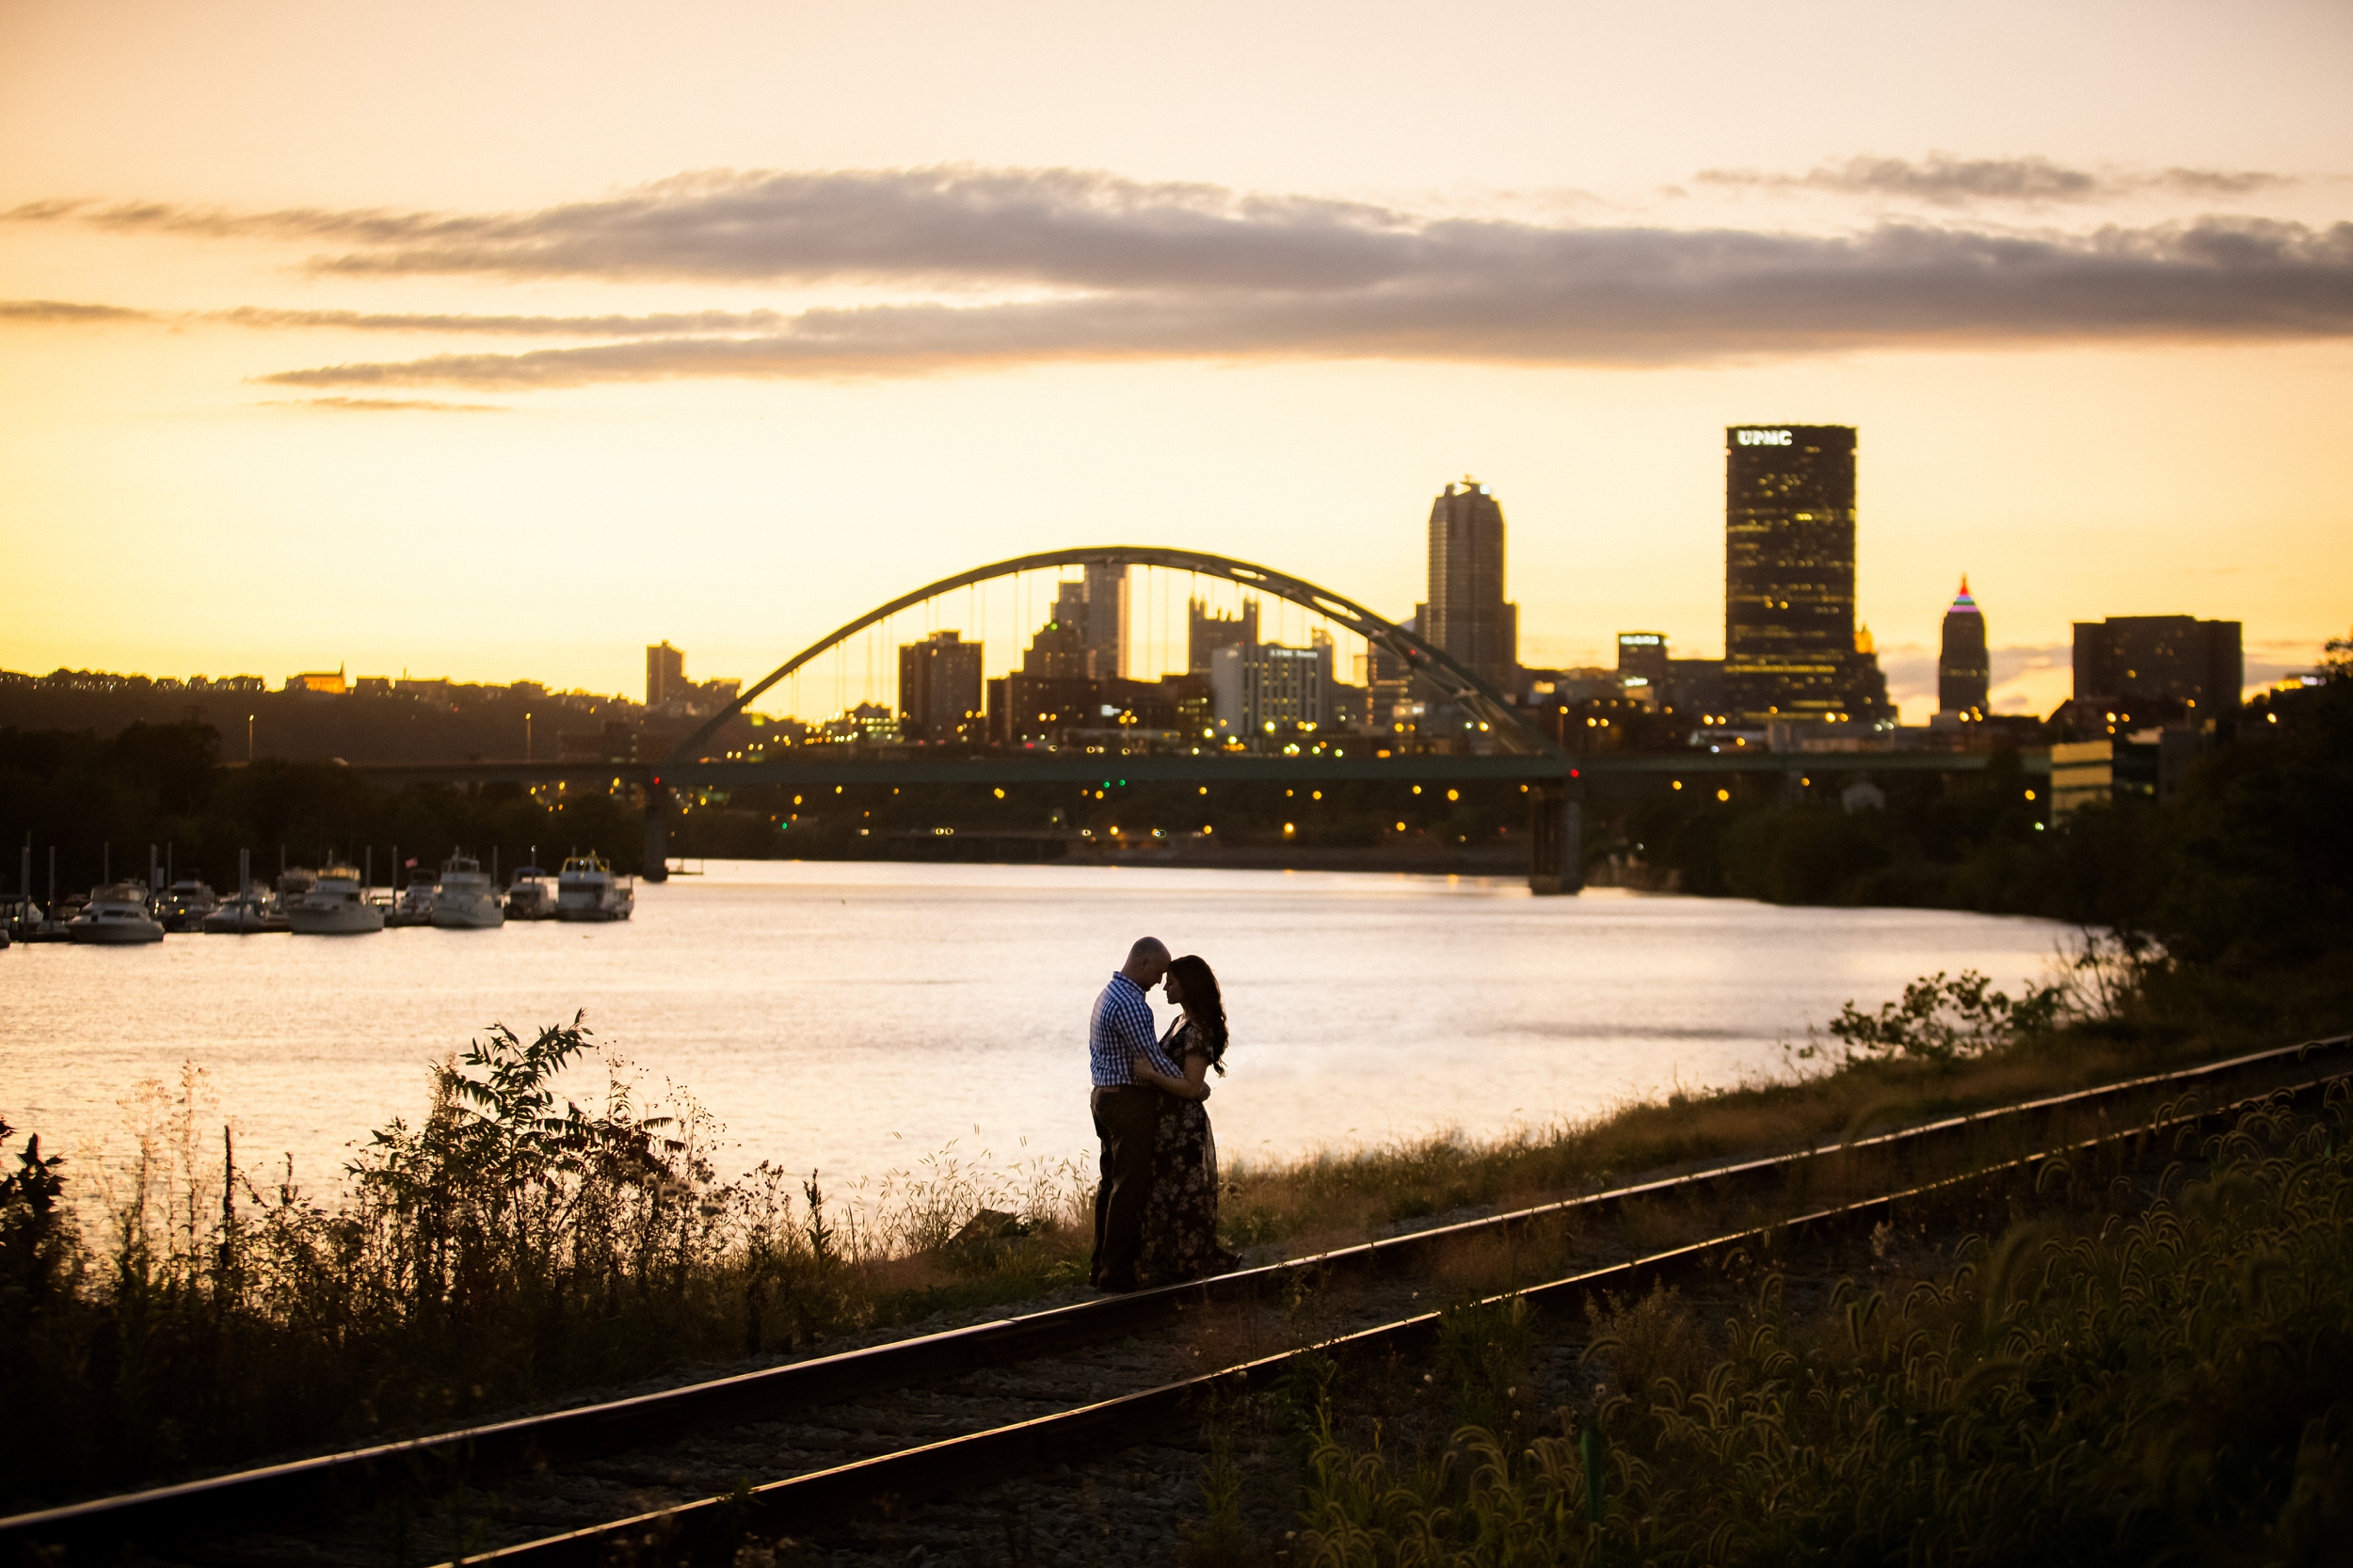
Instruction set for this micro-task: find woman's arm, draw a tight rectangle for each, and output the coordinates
[1131,1049,1211,1100]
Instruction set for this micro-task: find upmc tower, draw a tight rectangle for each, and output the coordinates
[1722,424,1873,726]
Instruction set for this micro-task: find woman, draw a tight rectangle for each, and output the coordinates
[1130,953,1242,1285]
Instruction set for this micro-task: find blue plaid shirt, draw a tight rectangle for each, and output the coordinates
[1090,972,1182,1087]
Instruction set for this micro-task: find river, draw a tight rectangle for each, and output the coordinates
[1,861,2075,1214]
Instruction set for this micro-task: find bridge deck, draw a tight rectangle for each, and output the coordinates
[344,748,2047,790]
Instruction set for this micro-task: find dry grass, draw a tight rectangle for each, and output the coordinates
[3,941,2341,1512]
[1274,1090,2353,1564]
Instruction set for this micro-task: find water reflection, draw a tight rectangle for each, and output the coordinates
[0,861,2074,1202]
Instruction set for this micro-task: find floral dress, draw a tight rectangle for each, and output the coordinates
[1136,1018,1242,1287]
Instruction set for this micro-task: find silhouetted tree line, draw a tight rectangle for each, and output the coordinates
[0,723,646,889]
[0,669,743,768]
[1603,657,2349,971]
[8,639,2347,964]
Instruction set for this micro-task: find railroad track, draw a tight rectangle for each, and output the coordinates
[7,1034,2346,1567]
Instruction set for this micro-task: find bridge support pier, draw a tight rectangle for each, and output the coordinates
[1528,780,1581,896]
[642,784,670,884]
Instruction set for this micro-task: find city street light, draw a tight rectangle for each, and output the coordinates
[247,713,254,761]
[525,712,534,760]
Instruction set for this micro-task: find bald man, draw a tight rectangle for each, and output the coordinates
[1087,936,1183,1291]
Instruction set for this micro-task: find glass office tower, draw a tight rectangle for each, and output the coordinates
[1722,424,1861,725]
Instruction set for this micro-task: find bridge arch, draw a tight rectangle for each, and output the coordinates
[664,545,1562,766]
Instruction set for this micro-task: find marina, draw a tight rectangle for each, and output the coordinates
[1,841,621,944]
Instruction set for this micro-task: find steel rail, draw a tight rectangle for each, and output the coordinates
[462,1048,2353,1566]
[4,1034,2343,1560]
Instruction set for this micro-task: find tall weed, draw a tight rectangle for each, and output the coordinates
[0,1018,1090,1509]
[1293,1094,2353,1564]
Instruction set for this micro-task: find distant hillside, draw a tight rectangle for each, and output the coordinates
[0,669,646,765]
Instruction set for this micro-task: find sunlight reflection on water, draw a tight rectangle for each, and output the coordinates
[1,860,2075,1203]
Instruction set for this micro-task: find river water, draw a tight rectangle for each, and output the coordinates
[2,861,2075,1211]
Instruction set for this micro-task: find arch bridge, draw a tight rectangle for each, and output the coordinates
[350,546,2045,893]
[645,545,1581,889]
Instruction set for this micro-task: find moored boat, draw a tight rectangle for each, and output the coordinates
[429,853,504,929]
[285,866,385,936]
[66,883,167,944]
[386,872,437,928]
[202,892,285,933]
[204,850,288,933]
[154,878,220,933]
[504,865,556,920]
[554,854,634,921]
[1,892,43,941]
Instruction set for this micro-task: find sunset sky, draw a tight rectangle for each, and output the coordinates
[4,0,2348,722]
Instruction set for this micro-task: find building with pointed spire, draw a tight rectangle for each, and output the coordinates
[1938,577,1991,718]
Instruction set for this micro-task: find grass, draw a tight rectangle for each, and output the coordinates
[1,936,2345,1514]
[1216,937,2349,1261]
[1265,1088,2353,1564]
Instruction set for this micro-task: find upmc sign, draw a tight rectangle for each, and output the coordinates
[1736,428,1793,446]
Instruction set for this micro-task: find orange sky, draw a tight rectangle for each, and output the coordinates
[4,0,2348,722]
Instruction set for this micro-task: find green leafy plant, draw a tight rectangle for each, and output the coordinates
[1821,968,2066,1064]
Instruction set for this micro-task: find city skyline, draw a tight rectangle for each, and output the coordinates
[4,1,2346,720]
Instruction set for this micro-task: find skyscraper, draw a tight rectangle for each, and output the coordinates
[646,641,684,709]
[1424,480,1517,690]
[1615,632,1669,687]
[1938,578,1991,717]
[1188,596,1258,674]
[1081,562,1128,680]
[1022,582,1092,680]
[1722,424,1862,725]
[899,630,984,742]
[2073,616,2243,713]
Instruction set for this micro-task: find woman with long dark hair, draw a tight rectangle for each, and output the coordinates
[1129,952,1241,1284]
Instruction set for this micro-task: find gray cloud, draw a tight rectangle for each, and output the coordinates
[1695,153,2291,208]
[0,298,154,323]
[211,305,792,335]
[11,167,2353,386]
[8,170,1416,290]
[0,299,794,336]
[254,215,2353,388]
[264,395,507,412]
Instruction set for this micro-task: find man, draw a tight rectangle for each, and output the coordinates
[1088,936,1188,1291]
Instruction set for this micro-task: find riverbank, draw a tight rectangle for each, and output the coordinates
[7,928,2345,1512]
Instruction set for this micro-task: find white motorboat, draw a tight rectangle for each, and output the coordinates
[204,850,288,933]
[202,892,283,934]
[285,866,385,936]
[66,882,166,944]
[429,853,504,929]
[276,867,317,910]
[154,878,220,933]
[504,865,556,920]
[1,893,43,940]
[386,874,437,928]
[554,854,634,921]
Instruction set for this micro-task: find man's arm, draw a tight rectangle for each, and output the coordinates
[1116,991,1186,1081]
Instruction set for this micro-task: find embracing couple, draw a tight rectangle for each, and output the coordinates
[1086,936,1244,1293]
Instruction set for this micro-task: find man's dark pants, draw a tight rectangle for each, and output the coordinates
[1090,1085,1159,1290]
